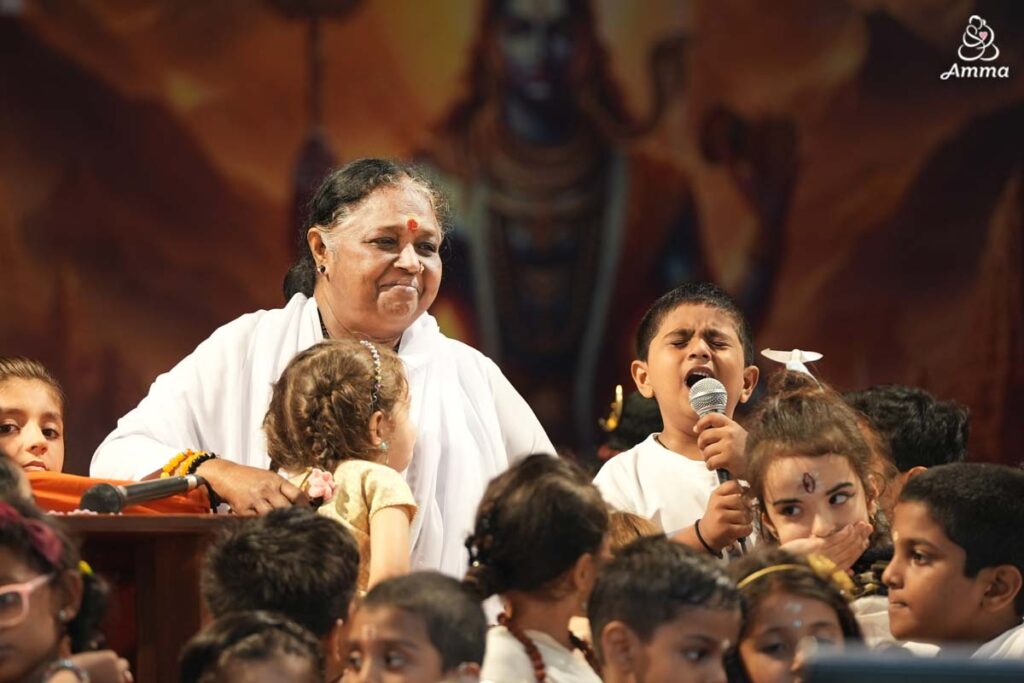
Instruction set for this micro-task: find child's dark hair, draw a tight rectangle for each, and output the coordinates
[588,536,740,661]
[0,356,66,414]
[729,547,862,640]
[604,391,664,453]
[0,497,108,652]
[726,548,861,683]
[201,506,360,637]
[634,281,754,365]
[264,340,408,472]
[463,454,608,601]
[900,463,1024,615]
[844,385,970,472]
[179,610,323,683]
[0,457,30,501]
[361,572,487,671]
[747,372,886,544]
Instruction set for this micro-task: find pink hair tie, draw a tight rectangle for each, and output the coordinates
[0,502,64,568]
[305,468,336,504]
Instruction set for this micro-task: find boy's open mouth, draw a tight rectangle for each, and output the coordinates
[685,367,715,388]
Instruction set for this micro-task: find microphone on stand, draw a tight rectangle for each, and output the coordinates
[79,475,206,513]
[689,377,747,554]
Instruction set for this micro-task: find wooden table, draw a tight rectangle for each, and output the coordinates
[60,514,238,682]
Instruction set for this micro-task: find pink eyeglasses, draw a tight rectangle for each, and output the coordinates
[0,574,54,628]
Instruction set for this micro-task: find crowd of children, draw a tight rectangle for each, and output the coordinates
[2,279,1022,682]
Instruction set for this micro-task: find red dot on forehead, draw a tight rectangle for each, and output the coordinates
[407,218,418,231]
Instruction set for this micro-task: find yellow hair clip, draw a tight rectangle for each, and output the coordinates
[78,560,93,576]
[805,553,857,596]
[736,563,805,589]
[736,555,857,599]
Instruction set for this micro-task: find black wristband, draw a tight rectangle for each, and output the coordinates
[186,452,218,475]
[695,518,723,558]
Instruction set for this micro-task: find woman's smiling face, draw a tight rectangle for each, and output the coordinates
[312,182,443,342]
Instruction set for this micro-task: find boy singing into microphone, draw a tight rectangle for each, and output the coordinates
[594,282,758,557]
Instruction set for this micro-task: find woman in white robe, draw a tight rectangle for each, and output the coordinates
[90,158,554,576]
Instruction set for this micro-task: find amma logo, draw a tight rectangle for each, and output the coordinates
[941,15,1010,80]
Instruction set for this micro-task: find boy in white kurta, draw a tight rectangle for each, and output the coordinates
[593,282,759,556]
[883,463,1024,659]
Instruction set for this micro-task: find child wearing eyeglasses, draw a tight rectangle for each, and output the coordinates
[0,496,129,683]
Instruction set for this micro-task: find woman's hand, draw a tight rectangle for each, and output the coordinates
[780,521,872,571]
[195,458,307,514]
[695,413,749,480]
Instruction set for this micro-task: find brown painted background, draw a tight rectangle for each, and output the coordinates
[1,0,1021,473]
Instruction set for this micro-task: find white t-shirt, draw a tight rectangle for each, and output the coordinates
[973,621,1024,659]
[593,434,719,536]
[481,626,601,683]
[851,595,893,648]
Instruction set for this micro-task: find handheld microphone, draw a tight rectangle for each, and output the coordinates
[689,377,730,485]
[79,475,205,513]
[689,376,747,553]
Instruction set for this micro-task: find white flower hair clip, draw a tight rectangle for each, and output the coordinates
[761,348,823,381]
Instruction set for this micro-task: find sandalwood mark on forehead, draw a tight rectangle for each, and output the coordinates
[802,472,816,494]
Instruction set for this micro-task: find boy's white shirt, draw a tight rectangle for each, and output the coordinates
[481,626,601,683]
[972,620,1024,659]
[593,434,720,536]
[898,620,1024,659]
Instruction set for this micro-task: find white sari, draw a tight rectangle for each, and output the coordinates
[91,294,553,575]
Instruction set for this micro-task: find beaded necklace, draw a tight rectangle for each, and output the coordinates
[497,612,602,682]
[318,309,330,339]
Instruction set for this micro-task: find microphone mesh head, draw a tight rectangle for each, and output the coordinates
[689,377,729,416]
[79,483,124,513]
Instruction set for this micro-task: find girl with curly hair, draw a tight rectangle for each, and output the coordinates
[263,339,416,591]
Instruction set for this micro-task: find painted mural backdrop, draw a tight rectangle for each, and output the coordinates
[1,0,1020,472]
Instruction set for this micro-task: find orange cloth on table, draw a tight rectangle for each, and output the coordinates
[27,471,211,514]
